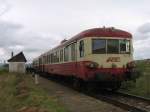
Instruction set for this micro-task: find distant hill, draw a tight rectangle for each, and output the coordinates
[135,59,150,64]
[134,59,150,73]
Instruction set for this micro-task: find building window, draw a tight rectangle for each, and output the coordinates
[64,46,69,61]
[107,39,119,54]
[79,40,84,57]
[71,43,76,61]
[92,39,106,54]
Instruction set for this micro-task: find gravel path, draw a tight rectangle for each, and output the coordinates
[37,76,127,112]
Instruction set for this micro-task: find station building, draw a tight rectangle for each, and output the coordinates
[8,52,27,73]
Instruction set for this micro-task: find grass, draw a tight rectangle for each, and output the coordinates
[121,60,150,98]
[0,68,8,74]
[0,72,68,112]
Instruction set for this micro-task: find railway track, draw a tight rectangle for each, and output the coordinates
[39,74,150,112]
[86,91,150,112]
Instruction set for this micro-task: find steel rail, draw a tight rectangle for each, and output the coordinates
[116,91,150,103]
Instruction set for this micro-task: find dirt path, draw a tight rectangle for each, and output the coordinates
[37,76,126,112]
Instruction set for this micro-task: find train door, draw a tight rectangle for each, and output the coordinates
[76,40,85,79]
[71,42,77,76]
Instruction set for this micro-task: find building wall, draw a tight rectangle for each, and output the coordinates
[9,62,26,73]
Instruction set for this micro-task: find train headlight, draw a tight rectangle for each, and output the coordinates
[85,62,99,68]
[127,61,136,68]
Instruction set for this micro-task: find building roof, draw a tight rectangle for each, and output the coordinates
[8,52,27,62]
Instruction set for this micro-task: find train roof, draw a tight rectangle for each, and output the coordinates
[56,27,131,47]
[74,27,132,38]
[41,27,132,56]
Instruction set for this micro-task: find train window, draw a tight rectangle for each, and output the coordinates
[49,54,51,63]
[44,56,46,64]
[39,58,41,65]
[46,55,48,64]
[60,49,63,62]
[48,54,51,64]
[92,39,106,54]
[47,55,48,64]
[54,52,57,63]
[64,46,69,61]
[47,55,49,64]
[107,39,119,54]
[120,40,130,53]
[45,55,47,64]
[56,51,59,63]
[71,43,76,61]
[50,54,53,63]
[79,40,84,57]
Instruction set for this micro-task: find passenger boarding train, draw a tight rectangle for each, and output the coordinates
[32,27,138,90]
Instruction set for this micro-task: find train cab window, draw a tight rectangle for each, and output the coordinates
[107,39,119,54]
[92,39,106,54]
[120,40,130,53]
[64,46,69,61]
[79,40,84,57]
[71,43,76,61]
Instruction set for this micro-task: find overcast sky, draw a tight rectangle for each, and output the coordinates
[0,0,150,63]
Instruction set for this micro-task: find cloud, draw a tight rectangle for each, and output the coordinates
[0,20,22,47]
[134,37,150,59]
[0,0,11,17]
[0,20,65,62]
[137,23,150,34]
[1,0,150,61]
[134,23,150,40]
[1,20,150,61]
[133,23,150,59]
[0,48,5,55]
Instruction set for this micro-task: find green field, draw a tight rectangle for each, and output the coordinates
[121,60,150,98]
[0,72,68,112]
[0,64,8,74]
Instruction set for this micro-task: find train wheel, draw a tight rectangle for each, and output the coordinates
[108,82,121,91]
[85,82,97,93]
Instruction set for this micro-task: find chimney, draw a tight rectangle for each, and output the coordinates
[11,52,14,58]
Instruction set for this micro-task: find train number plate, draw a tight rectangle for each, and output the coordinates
[106,57,120,62]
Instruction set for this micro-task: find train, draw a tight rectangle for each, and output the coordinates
[32,27,139,91]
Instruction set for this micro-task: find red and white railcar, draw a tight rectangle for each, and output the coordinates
[33,27,137,90]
